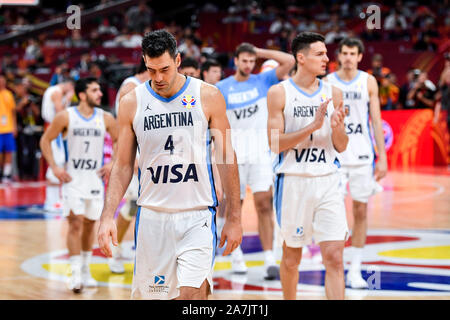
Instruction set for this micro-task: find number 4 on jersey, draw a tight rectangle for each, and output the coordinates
[164,135,174,154]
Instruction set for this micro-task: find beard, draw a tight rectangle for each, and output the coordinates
[86,96,100,108]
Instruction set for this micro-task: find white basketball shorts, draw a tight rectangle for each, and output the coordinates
[238,152,273,199]
[132,207,217,300]
[273,172,349,248]
[339,164,380,203]
[62,196,103,220]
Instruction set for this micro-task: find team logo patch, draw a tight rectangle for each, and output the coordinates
[154,275,165,285]
[320,93,327,103]
[181,95,196,109]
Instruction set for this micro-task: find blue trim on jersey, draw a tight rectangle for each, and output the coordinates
[206,129,219,207]
[274,173,284,227]
[145,77,191,103]
[334,157,341,168]
[333,70,362,86]
[63,138,68,162]
[133,206,141,275]
[289,78,323,98]
[208,206,217,267]
[137,167,141,198]
[74,107,97,122]
[367,107,376,172]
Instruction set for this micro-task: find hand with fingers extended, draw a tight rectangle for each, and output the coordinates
[331,101,347,129]
[97,217,118,258]
[52,165,72,183]
[312,98,331,131]
[219,218,243,256]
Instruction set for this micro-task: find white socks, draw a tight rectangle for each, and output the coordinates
[3,163,12,177]
[264,250,276,266]
[350,247,364,274]
[69,255,82,274]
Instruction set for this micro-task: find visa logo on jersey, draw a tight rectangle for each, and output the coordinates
[147,164,198,183]
[181,95,196,109]
[72,158,98,170]
[233,104,258,120]
[294,148,326,163]
[345,122,363,134]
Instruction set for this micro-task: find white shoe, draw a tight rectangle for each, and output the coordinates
[346,271,369,289]
[231,247,247,274]
[81,265,97,288]
[108,257,125,274]
[68,268,83,293]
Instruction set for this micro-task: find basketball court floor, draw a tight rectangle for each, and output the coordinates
[0,166,449,300]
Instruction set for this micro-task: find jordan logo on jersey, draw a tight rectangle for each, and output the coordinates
[147,163,199,184]
[294,148,326,163]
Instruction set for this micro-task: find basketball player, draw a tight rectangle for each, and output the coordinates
[325,37,387,289]
[267,32,349,300]
[40,77,118,293]
[97,30,242,300]
[108,58,150,274]
[41,78,75,212]
[216,42,295,278]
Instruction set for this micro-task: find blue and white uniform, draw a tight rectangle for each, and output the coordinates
[327,70,379,203]
[131,76,217,299]
[273,78,348,247]
[62,107,105,220]
[216,69,279,198]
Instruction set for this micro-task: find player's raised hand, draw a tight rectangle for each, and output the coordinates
[312,98,331,130]
[331,101,346,129]
[219,217,243,256]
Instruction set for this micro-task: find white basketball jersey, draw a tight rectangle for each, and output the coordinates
[42,85,66,123]
[275,78,340,177]
[133,76,218,212]
[63,107,106,199]
[327,70,374,165]
[115,76,142,115]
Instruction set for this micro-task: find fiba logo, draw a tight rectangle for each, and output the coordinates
[359,5,381,30]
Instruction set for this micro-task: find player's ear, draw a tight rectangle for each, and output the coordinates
[357,53,363,63]
[175,53,181,68]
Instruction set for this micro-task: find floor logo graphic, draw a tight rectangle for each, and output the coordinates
[21,229,450,297]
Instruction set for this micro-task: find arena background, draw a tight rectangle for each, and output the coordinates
[0,0,449,301]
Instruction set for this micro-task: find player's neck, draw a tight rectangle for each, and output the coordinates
[77,103,95,117]
[233,70,250,82]
[292,69,320,92]
[338,68,359,81]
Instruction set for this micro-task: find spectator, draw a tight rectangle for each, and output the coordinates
[88,62,109,107]
[405,70,437,109]
[269,13,293,34]
[179,57,200,78]
[23,38,42,62]
[222,6,244,24]
[276,28,291,52]
[14,78,43,180]
[1,53,18,74]
[200,59,222,84]
[75,52,92,75]
[324,24,348,44]
[379,73,400,110]
[64,29,89,48]
[433,53,450,127]
[178,35,201,61]
[399,69,418,108]
[49,62,71,86]
[384,9,408,31]
[413,34,437,52]
[296,17,318,33]
[0,74,17,182]
[367,54,391,85]
[125,0,153,33]
[387,21,410,41]
[320,12,346,33]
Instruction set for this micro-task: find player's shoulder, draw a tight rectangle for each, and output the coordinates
[215,76,234,90]
[200,80,224,101]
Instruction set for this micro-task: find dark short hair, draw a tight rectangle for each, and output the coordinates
[338,37,365,54]
[135,57,147,74]
[180,57,199,70]
[75,77,98,100]
[142,29,178,59]
[200,59,221,74]
[234,42,256,58]
[291,32,325,61]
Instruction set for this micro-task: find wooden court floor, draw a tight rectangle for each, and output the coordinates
[0,166,449,300]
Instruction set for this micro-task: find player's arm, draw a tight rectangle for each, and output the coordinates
[368,74,387,180]
[255,47,295,80]
[98,112,119,181]
[201,83,242,256]
[98,91,137,257]
[267,83,329,153]
[39,110,71,182]
[51,90,67,113]
[330,86,348,153]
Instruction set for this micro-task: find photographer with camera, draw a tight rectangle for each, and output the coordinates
[405,69,436,109]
